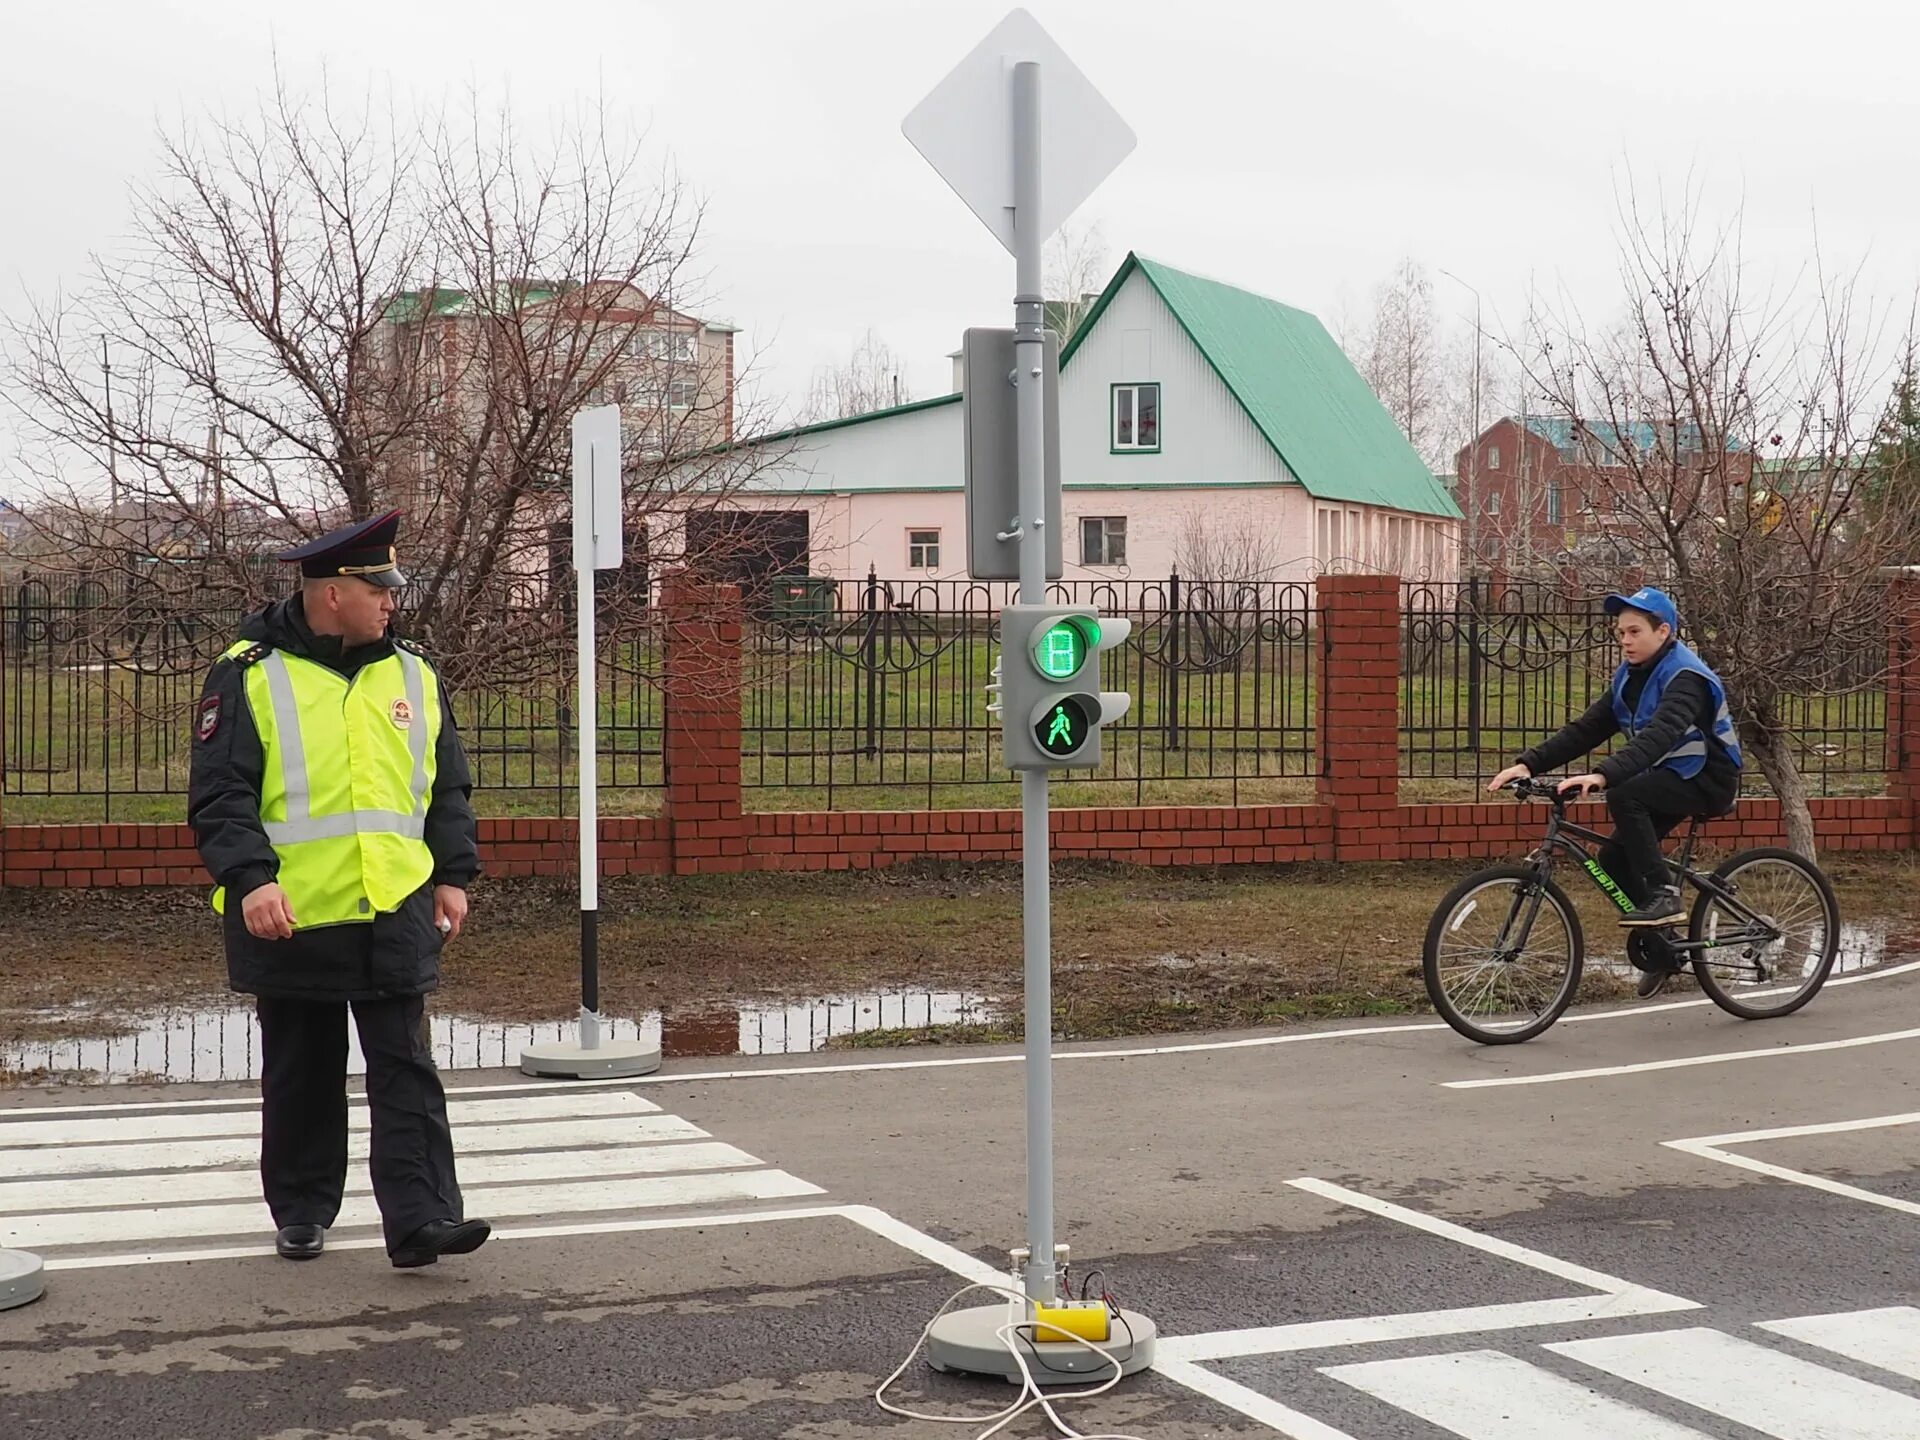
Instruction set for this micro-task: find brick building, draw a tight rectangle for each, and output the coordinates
[1453,416,1754,576]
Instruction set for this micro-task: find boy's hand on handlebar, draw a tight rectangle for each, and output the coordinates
[1488,763,1532,792]
[1557,772,1606,798]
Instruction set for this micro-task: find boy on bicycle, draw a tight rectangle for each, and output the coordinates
[1487,586,1743,993]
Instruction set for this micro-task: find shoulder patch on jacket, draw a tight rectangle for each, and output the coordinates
[196,694,223,743]
[229,642,273,670]
[393,636,430,658]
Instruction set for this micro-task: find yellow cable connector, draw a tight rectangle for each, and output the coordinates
[1031,1301,1111,1344]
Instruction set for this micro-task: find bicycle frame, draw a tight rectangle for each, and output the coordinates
[1492,787,1785,970]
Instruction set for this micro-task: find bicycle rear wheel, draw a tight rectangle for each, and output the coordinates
[1423,866,1585,1045]
[1688,847,1840,1019]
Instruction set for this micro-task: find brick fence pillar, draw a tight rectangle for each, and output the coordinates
[1886,577,1920,834]
[1315,574,1404,861]
[661,577,747,875]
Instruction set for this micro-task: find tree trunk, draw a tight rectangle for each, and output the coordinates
[1740,709,1817,861]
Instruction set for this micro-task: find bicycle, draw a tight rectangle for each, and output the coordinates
[1422,777,1841,1045]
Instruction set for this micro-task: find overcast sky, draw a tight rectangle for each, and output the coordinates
[5,0,1919,461]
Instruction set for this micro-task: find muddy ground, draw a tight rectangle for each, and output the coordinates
[3,853,1915,1070]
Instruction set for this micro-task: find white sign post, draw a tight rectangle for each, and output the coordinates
[906,8,1156,1384]
[520,406,661,1079]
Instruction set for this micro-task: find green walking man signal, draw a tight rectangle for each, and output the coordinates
[991,605,1132,770]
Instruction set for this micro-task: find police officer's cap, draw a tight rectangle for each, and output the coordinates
[276,510,407,588]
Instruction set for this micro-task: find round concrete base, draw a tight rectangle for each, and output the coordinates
[518,1038,662,1079]
[925,1303,1157,1385]
[0,1250,46,1312]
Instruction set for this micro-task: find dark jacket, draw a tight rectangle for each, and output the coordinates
[187,595,481,1001]
[1517,638,1740,808]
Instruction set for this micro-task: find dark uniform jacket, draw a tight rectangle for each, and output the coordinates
[187,595,482,1001]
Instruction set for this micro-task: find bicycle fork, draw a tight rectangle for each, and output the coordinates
[1491,864,1553,961]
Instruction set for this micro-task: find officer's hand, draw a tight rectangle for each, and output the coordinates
[241,883,297,940]
[434,885,468,942]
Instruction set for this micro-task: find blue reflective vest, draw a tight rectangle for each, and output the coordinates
[1610,641,1743,779]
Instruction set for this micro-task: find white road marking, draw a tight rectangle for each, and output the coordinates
[1550,1326,1920,1439]
[1152,1358,1362,1440]
[1757,1308,1920,1383]
[1324,1349,1712,1439]
[0,1115,708,1179]
[43,1202,859,1270]
[1665,1111,1920,1219]
[0,1140,764,1214]
[1284,1177,1685,1297]
[1155,1178,1699,1364]
[1153,1294,1700,1365]
[5,1169,824,1249]
[1443,1025,1920,1089]
[0,1090,657,1146]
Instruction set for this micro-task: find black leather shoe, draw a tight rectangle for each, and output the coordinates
[389,1218,491,1269]
[275,1224,326,1260]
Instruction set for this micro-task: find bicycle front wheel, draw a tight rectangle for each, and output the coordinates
[1689,847,1840,1019]
[1423,866,1585,1045]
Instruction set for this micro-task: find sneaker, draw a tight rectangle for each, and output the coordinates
[1619,889,1686,929]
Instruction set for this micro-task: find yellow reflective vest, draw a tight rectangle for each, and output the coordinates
[213,641,441,927]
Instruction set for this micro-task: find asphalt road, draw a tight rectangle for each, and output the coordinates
[3,958,1918,1439]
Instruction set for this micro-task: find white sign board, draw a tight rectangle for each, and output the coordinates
[902,8,1136,255]
[571,405,623,572]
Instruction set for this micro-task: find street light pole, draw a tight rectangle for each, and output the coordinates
[1441,270,1485,575]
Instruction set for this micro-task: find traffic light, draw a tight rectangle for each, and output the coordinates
[995,604,1132,770]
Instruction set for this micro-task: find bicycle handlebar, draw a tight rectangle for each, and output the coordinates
[1504,776,1572,804]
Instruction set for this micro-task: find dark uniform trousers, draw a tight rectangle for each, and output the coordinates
[256,993,464,1251]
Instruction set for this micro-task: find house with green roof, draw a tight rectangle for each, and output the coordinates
[698,253,1460,587]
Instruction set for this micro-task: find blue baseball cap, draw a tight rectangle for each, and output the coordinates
[1604,585,1677,630]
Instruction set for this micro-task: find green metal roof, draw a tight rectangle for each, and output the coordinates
[1063,254,1462,519]
[382,282,566,323]
[740,392,961,447]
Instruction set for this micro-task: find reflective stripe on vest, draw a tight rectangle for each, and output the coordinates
[225,643,440,925]
[1609,640,1744,779]
[256,649,432,846]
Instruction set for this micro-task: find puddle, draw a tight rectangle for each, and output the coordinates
[0,989,996,1085]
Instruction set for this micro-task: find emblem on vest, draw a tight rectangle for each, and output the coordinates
[390,698,414,730]
[196,695,222,743]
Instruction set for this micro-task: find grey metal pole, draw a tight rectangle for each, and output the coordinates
[1012,58,1055,1306]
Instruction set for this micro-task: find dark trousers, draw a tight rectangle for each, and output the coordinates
[1599,767,1730,905]
[256,994,464,1252]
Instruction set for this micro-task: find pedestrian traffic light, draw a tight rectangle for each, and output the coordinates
[995,604,1132,769]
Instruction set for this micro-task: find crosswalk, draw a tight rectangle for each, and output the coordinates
[0,1086,824,1259]
[1317,1307,1920,1439]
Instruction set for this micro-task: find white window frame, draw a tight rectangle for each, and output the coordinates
[907,528,941,570]
[1487,445,1501,471]
[1080,515,1127,567]
[1111,383,1161,452]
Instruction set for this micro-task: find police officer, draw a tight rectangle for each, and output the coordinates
[188,511,491,1267]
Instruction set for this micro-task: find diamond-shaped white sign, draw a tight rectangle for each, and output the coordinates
[902,8,1135,256]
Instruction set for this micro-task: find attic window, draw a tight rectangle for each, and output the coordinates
[1487,446,1501,471]
[1112,384,1160,452]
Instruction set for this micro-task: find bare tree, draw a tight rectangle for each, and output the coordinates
[802,329,910,421]
[1045,221,1109,340]
[1172,504,1285,599]
[1520,185,1906,858]
[5,79,785,687]
[1345,258,1458,466]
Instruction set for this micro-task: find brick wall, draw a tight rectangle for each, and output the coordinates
[3,575,1911,887]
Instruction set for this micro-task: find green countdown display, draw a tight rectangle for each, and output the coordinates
[1033,617,1097,679]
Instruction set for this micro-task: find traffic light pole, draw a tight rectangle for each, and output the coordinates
[1011,58,1056,1307]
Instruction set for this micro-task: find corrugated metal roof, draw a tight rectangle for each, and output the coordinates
[1064,254,1461,519]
